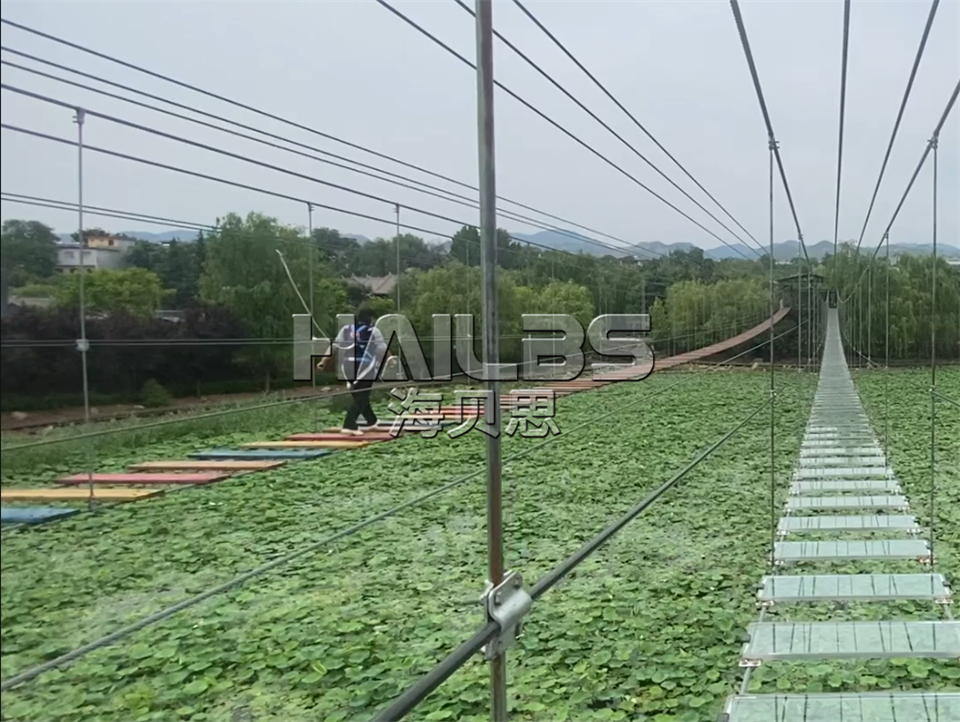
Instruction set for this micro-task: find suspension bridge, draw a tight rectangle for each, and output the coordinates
[0,0,958,721]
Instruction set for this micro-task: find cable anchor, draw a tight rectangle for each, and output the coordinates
[479,570,532,661]
[75,338,90,353]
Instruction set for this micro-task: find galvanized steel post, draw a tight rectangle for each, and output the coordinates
[474,1,507,719]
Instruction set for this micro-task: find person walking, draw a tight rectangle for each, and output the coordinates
[320,306,390,436]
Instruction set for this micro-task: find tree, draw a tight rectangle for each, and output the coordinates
[199,212,347,390]
[54,268,172,317]
[69,227,110,244]
[1,220,59,286]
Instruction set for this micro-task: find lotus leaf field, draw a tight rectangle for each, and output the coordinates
[1,368,958,722]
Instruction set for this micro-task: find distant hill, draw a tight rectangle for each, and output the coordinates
[56,229,200,244]
[53,226,959,260]
[512,230,959,260]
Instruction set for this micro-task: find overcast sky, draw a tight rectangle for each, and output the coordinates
[1,0,957,254]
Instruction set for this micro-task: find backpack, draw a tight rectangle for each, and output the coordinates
[353,323,373,365]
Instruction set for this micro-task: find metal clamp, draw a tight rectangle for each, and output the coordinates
[480,570,532,661]
[75,338,90,353]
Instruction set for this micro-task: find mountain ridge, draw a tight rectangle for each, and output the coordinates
[55,228,959,259]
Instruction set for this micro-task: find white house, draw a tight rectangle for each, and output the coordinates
[56,244,124,272]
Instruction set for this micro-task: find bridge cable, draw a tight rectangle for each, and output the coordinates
[0,21,647,258]
[451,0,762,257]
[728,0,809,263]
[370,397,772,722]
[0,53,661,261]
[832,0,852,260]
[839,78,959,304]
[852,0,941,256]
[4,84,671,268]
[372,0,757,261]
[510,0,762,251]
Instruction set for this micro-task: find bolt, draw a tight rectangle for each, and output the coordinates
[494,591,503,605]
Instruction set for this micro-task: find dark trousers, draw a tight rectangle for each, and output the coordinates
[344,380,378,430]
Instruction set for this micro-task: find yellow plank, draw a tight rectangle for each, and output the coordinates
[1,488,161,501]
[239,440,369,449]
[128,460,286,472]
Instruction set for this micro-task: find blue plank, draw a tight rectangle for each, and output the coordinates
[2,506,81,525]
[190,448,331,460]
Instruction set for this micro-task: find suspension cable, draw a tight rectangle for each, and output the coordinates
[0,54,663,261]
[451,0,763,257]
[728,0,809,264]
[832,0,851,259]
[0,121,666,275]
[839,78,959,304]
[0,84,656,263]
[852,0,941,255]
[372,0,757,261]
[510,0,761,250]
[0,17,646,244]
[0,192,650,293]
[371,397,772,722]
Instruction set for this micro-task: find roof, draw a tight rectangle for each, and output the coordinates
[350,274,397,296]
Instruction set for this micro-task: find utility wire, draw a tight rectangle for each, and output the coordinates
[0,22,652,261]
[451,0,763,258]
[2,83,663,263]
[0,319,792,690]
[373,0,757,261]
[832,0,852,259]
[0,53,660,261]
[853,0,941,255]
[510,0,761,251]
[728,0,809,263]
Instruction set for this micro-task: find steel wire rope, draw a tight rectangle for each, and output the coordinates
[450,0,763,257]
[1,278,767,445]
[852,0,941,256]
[509,0,762,251]
[0,319,797,691]
[0,122,662,280]
[369,395,773,722]
[0,55,661,262]
[928,133,939,571]
[1,323,752,354]
[0,192,639,294]
[3,83,651,261]
[0,26,657,259]
[371,0,758,262]
[0,192,711,351]
[727,0,809,264]
[832,0,852,259]
[838,78,959,305]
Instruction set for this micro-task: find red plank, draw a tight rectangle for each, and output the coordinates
[58,472,230,485]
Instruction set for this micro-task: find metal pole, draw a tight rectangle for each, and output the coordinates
[75,109,91,423]
[307,202,317,430]
[475,2,506,719]
[767,138,777,571]
[395,203,401,311]
[74,108,94,507]
[307,203,315,324]
[884,231,890,458]
[867,262,873,365]
[929,134,938,570]
[797,242,802,371]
